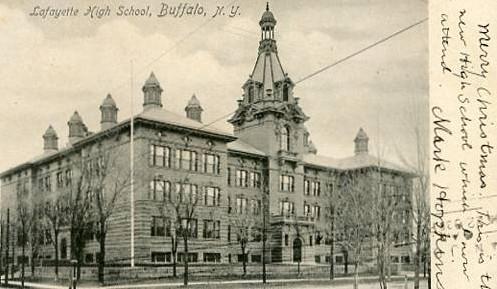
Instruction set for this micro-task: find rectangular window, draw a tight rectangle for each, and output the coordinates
[175,149,198,171]
[227,225,231,242]
[65,169,72,186]
[313,181,321,196]
[249,172,261,188]
[228,196,232,214]
[304,204,310,216]
[56,171,64,188]
[237,254,248,263]
[44,176,51,192]
[151,252,166,263]
[236,170,248,187]
[151,216,165,237]
[305,180,320,196]
[203,220,221,239]
[251,255,262,263]
[280,201,294,216]
[204,187,220,206]
[176,183,198,204]
[150,180,171,201]
[236,197,247,214]
[181,218,198,238]
[250,199,260,215]
[304,179,310,195]
[178,253,198,263]
[150,144,171,167]
[203,253,221,263]
[279,175,294,192]
[203,153,220,174]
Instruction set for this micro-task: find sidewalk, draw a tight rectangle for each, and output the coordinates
[1,274,416,289]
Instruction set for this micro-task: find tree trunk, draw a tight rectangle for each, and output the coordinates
[21,240,25,289]
[5,209,9,285]
[353,262,359,289]
[11,228,15,281]
[344,250,348,275]
[414,214,422,289]
[172,237,177,278]
[241,243,247,276]
[54,230,59,281]
[98,230,106,284]
[183,234,188,286]
[329,243,334,280]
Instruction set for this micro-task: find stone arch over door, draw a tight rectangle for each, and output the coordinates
[293,237,302,263]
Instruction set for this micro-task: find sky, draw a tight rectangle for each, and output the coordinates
[0,0,428,172]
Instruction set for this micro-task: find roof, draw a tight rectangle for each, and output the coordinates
[303,153,411,174]
[144,72,160,87]
[69,111,83,123]
[355,127,369,141]
[136,107,232,139]
[260,4,276,25]
[101,94,117,107]
[186,94,202,108]
[251,51,286,91]
[227,139,266,156]
[43,125,58,138]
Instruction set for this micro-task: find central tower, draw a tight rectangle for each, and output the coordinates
[228,4,312,157]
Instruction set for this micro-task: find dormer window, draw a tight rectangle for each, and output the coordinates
[248,86,254,103]
[283,84,289,101]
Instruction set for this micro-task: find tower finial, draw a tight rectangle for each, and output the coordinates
[266,2,269,11]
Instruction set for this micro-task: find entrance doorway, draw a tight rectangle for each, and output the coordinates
[293,238,302,262]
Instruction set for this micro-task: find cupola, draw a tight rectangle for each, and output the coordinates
[354,128,369,155]
[43,125,58,152]
[68,111,87,144]
[142,72,163,110]
[185,94,203,122]
[100,93,118,130]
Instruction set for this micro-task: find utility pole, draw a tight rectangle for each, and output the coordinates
[262,185,267,284]
[5,208,9,285]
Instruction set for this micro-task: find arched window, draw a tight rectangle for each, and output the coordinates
[280,126,290,151]
[283,84,289,101]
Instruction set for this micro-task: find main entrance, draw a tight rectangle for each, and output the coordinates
[293,238,302,262]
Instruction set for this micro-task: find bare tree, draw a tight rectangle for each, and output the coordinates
[321,181,338,280]
[66,158,93,280]
[43,194,67,280]
[27,206,42,277]
[157,203,178,278]
[230,205,262,277]
[16,193,30,289]
[164,178,201,286]
[88,146,131,284]
[336,169,376,289]
[396,128,430,289]
[395,93,430,289]
[370,168,398,289]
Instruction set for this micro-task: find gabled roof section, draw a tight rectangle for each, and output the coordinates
[228,139,266,157]
[136,107,233,140]
[303,153,411,174]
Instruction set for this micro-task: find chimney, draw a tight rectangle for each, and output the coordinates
[142,72,163,110]
[354,128,369,155]
[68,111,86,144]
[185,94,203,122]
[100,93,118,130]
[43,125,58,153]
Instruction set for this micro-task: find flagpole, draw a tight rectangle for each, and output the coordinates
[130,60,135,268]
